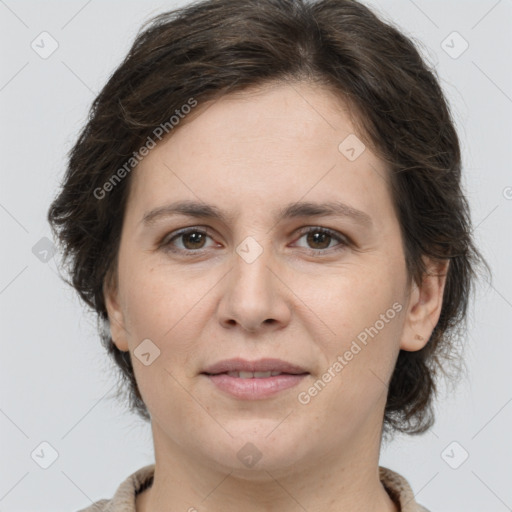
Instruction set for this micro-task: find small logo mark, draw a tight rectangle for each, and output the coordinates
[338,134,366,161]
[32,236,56,263]
[134,338,161,366]
[236,236,263,264]
[31,441,59,469]
[237,442,263,468]
[441,441,469,469]
[441,31,469,59]
[31,31,59,59]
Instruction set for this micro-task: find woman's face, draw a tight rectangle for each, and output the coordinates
[105,81,445,475]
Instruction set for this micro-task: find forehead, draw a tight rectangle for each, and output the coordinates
[166,81,362,157]
[125,81,393,226]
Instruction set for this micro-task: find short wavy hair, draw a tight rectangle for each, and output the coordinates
[48,0,487,437]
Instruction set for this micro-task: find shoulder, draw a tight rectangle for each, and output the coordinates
[74,464,155,512]
[379,466,432,512]
[76,498,110,512]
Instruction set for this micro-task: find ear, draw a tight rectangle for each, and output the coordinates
[400,258,450,351]
[103,274,130,352]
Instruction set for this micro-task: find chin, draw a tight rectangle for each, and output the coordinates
[200,422,311,477]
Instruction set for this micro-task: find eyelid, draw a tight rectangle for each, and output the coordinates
[159,226,216,251]
[293,226,350,248]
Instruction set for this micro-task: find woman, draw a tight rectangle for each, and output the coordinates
[48,0,486,510]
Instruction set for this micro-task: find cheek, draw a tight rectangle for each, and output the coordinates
[296,306,403,443]
[119,263,212,368]
[301,260,405,344]
[326,267,405,386]
[120,268,205,417]
[121,260,188,331]
[298,263,405,410]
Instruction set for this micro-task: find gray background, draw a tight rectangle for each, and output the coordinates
[1,1,511,510]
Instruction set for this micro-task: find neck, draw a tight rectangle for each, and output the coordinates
[136,421,398,512]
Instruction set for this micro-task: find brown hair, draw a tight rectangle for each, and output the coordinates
[48,0,488,436]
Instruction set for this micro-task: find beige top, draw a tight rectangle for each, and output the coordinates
[76,464,430,512]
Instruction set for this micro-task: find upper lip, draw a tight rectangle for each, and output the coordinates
[202,358,308,375]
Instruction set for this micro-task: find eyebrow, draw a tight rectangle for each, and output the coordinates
[141,199,373,228]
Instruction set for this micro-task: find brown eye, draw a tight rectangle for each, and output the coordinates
[180,231,207,250]
[161,228,215,254]
[294,227,348,254]
[305,230,333,250]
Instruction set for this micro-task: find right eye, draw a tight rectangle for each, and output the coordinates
[160,227,219,254]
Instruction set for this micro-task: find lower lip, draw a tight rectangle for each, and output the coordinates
[204,373,308,400]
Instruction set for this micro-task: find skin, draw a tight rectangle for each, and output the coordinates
[104,81,448,512]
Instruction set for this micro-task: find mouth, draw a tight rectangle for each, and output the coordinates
[201,358,309,400]
[219,370,292,378]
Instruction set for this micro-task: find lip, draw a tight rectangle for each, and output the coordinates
[201,358,309,400]
[202,357,308,375]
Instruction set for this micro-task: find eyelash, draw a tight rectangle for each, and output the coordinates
[159,226,350,257]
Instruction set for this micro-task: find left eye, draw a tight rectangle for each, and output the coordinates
[294,227,347,251]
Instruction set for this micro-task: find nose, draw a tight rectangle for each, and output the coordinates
[216,238,292,334]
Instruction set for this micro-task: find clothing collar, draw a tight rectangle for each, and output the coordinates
[79,463,430,512]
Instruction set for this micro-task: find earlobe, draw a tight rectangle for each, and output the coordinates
[103,278,130,352]
[400,258,450,352]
